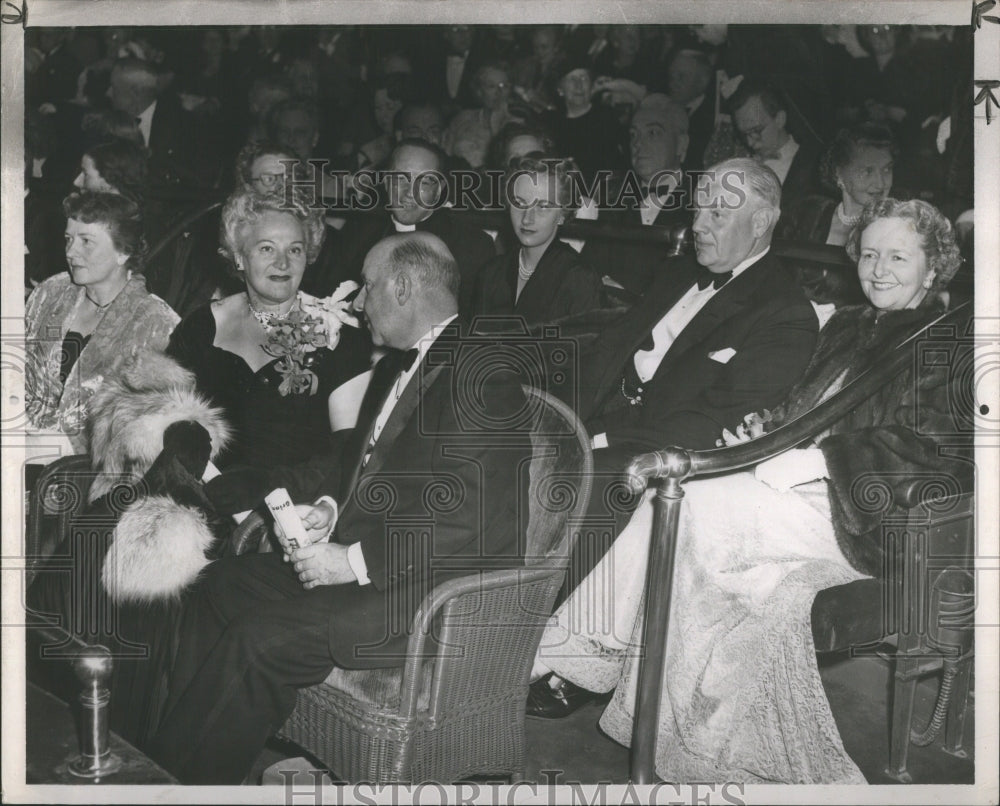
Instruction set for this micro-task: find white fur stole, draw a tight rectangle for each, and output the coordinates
[102,496,215,602]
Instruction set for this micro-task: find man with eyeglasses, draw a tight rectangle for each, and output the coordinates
[728,78,821,208]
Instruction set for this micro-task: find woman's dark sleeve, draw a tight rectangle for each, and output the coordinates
[165,309,205,372]
[474,255,507,318]
[818,327,975,575]
[556,259,606,320]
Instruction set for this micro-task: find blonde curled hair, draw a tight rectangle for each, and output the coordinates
[219,188,326,277]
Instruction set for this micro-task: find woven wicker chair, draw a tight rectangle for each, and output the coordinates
[229,385,593,782]
[24,454,95,588]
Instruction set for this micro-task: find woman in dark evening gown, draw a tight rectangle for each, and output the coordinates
[166,307,370,470]
[476,154,604,326]
[166,187,372,471]
[27,189,372,751]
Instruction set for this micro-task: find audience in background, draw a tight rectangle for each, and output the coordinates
[580,94,691,295]
[728,78,823,208]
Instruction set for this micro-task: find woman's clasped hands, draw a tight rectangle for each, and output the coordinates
[718,409,772,447]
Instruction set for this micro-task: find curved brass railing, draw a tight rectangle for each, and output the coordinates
[622,299,972,783]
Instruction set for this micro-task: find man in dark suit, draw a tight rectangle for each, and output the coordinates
[421,25,485,114]
[729,80,822,209]
[305,140,495,315]
[582,157,818,474]
[530,157,820,718]
[580,93,692,297]
[27,28,83,105]
[665,48,716,172]
[108,57,222,197]
[149,232,531,783]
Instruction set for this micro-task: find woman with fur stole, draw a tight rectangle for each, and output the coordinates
[530,198,973,783]
[27,350,232,749]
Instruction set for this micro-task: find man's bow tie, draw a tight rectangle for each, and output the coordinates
[639,183,671,201]
[400,347,420,372]
[695,268,733,291]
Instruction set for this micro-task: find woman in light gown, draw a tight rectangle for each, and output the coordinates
[534,197,971,784]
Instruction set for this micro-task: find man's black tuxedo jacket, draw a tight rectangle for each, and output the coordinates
[282,322,532,667]
[581,251,819,467]
[683,95,717,173]
[147,94,224,195]
[420,48,485,112]
[305,210,496,317]
[779,139,823,209]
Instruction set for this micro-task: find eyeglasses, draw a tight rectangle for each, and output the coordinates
[738,122,769,141]
[252,172,284,186]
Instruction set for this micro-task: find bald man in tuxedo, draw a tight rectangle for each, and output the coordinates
[150,232,531,783]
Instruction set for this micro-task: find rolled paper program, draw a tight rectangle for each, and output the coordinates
[265,488,309,549]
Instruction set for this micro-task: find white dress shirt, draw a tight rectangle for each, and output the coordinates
[591,248,769,450]
[446,52,468,100]
[632,247,768,382]
[638,172,680,227]
[346,314,459,584]
[762,136,799,185]
[136,100,157,147]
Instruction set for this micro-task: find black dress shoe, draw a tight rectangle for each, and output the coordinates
[525,674,605,719]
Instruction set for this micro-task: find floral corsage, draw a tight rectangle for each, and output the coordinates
[262,282,360,396]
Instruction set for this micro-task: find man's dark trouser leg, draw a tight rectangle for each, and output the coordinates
[148,553,342,784]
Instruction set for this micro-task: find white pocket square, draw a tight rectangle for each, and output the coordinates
[708,347,737,364]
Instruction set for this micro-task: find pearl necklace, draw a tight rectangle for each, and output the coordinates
[836,202,861,228]
[248,293,298,330]
[517,250,535,282]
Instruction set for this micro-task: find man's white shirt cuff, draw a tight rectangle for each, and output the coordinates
[347,542,371,586]
[313,496,340,542]
[591,432,609,450]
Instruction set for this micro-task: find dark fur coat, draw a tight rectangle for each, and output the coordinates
[768,299,974,576]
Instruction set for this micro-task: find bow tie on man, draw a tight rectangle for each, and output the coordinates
[398,347,420,372]
[694,266,733,291]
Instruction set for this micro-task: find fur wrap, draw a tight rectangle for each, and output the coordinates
[768,301,974,576]
[87,350,230,502]
[102,495,215,602]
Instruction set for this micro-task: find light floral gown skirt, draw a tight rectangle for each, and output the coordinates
[538,472,868,784]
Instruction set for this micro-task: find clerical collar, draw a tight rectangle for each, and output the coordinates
[392,220,417,232]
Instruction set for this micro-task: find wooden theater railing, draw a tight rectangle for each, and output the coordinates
[622,300,974,784]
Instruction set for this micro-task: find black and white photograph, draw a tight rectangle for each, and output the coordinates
[2,1,997,803]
